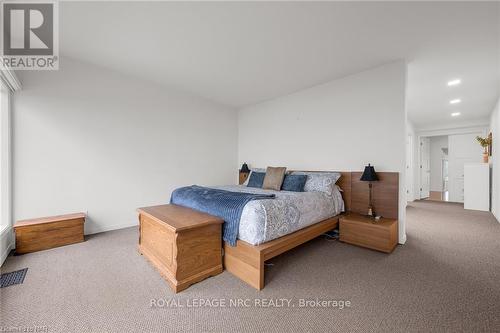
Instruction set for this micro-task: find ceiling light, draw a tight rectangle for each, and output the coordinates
[450,99,461,104]
[447,79,461,86]
[451,112,461,117]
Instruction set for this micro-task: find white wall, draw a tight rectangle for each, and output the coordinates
[13,57,238,234]
[490,97,499,221]
[238,61,408,243]
[0,87,13,265]
[429,136,448,192]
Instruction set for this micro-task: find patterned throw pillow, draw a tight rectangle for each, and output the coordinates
[291,172,341,196]
[281,174,308,192]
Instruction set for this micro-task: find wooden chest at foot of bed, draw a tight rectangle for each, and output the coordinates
[137,204,224,293]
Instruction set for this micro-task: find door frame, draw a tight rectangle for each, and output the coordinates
[441,158,448,192]
[419,136,431,199]
[406,134,414,202]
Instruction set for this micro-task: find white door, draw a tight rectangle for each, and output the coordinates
[420,137,430,199]
[406,134,413,202]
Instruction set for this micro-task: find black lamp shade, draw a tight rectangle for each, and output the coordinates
[360,164,379,182]
[240,163,250,173]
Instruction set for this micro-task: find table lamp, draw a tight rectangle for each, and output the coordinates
[360,164,379,217]
[240,163,250,173]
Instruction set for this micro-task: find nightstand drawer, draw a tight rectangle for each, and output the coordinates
[339,215,398,253]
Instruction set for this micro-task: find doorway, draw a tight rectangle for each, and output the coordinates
[419,132,485,203]
[420,135,449,201]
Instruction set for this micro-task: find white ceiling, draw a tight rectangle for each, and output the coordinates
[60,1,499,129]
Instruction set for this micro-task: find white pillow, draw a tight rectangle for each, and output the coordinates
[290,171,341,196]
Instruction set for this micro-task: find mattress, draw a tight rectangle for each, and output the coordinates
[210,185,344,245]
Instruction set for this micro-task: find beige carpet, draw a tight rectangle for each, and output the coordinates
[1,201,499,332]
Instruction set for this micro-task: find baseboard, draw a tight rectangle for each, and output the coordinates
[84,220,138,235]
[1,242,13,266]
[0,227,13,267]
[398,233,407,245]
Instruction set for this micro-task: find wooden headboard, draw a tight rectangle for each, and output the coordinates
[337,171,352,211]
[241,169,399,219]
[337,171,399,219]
[292,170,398,219]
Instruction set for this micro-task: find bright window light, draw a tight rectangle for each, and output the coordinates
[451,112,461,117]
[450,99,461,104]
[447,79,461,86]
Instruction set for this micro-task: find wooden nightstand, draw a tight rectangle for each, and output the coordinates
[339,213,398,253]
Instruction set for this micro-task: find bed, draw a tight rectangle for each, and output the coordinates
[209,171,352,290]
[167,170,397,290]
[210,184,344,245]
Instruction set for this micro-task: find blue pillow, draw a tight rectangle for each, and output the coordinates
[281,174,308,192]
[247,172,266,188]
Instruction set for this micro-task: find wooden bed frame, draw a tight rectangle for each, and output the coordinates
[224,170,399,290]
[224,215,339,290]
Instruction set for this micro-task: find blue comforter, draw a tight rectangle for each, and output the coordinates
[170,185,275,246]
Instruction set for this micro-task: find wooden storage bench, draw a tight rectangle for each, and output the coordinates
[137,204,223,293]
[14,213,86,254]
